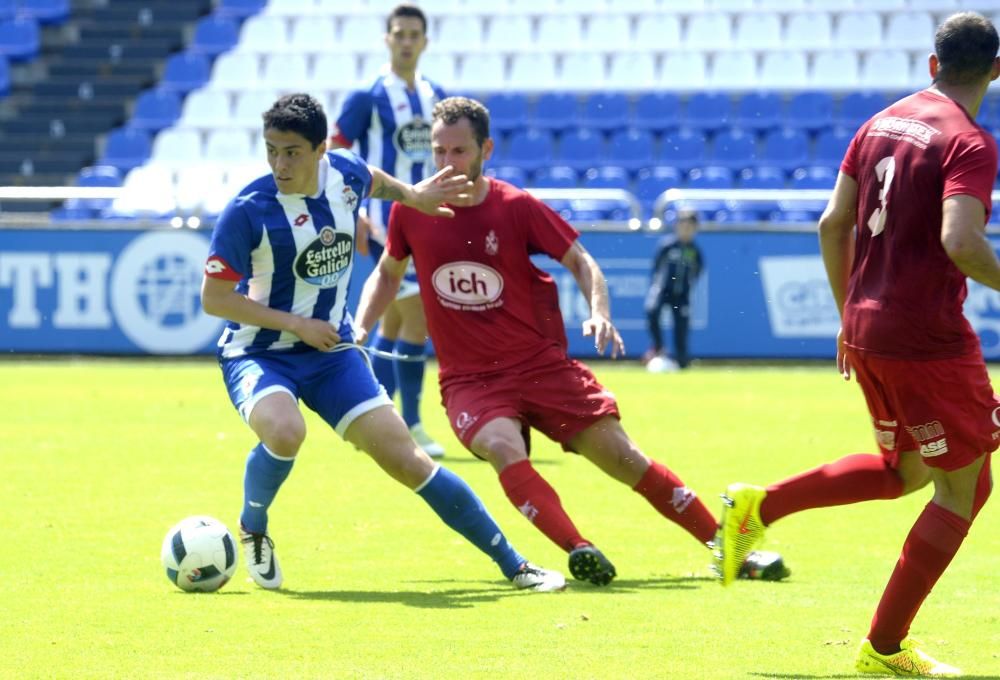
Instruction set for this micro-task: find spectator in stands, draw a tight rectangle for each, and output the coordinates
[714,12,1000,676]
[201,93,564,594]
[328,3,446,458]
[644,210,703,373]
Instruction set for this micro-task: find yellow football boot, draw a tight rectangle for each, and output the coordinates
[856,638,961,677]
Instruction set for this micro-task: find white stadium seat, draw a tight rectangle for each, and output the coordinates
[289,16,336,48]
[560,52,607,91]
[456,53,507,91]
[784,12,832,49]
[174,165,228,214]
[418,52,459,88]
[733,13,782,50]
[112,165,176,216]
[758,50,809,89]
[758,0,805,8]
[708,0,753,9]
[708,50,758,89]
[151,128,203,168]
[660,51,709,90]
[265,0,318,16]
[685,13,733,51]
[538,15,584,51]
[607,52,657,90]
[311,53,358,90]
[507,53,558,90]
[585,15,632,52]
[179,89,232,129]
[238,15,290,53]
[859,50,913,89]
[811,50,860,89]
[633,14,681,50]
[260,53,312,90]
[232,90,280,130]
[483,15,533,52]
[833,12,883,50]
[435,15,484,54]
[885,12,934,50]
[355,53,388,87]
[210,52,261,91]
[337,16,384,53]
[204,129,255,164]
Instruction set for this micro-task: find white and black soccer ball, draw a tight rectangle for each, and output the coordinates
[161,516,237,592]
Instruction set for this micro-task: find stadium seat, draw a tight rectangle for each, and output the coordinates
[581,93,630,133]
[734,13,782,50]
[0,1,13,21]
[533,93,579,132]
[561,53,607,91]
[179,89,233,130]
[336,16,383,52]
[708,127,758,170]
[538,15,583,51]
[108,165,176,218]
[0,18,39,61]
[784,12,832,49]
[660,128,707,172]
[687,165,734,189]
[435,15,484,53]
[859,50,913,89]
[289,16,337,46]
[533,165,578,188]
[733,92,782,131]
[556,127,605,171]
[685,13,732,50]
[210,52,261,92]
[582,166,630,190]
[190,15,240,57]
[130,89,182,133]
[232,89,280,130]
[150,128,203,169]
[833,12,882,49]
[216,0,267,20]
[456,53,506,91]
[660,52,708,90]
[758,50,809,90]
[204,129,255,165]
[485,93,529,135]
[708,51,758,90]
[636,165,682,215]
[761,127,809,171]
[633,14,681,51]
[160,52,211,95]
[811,51,860,89]
[791,165,837,189]
[607,52,657,90]
[265,0,319,16]
[836,91,887,129]
[586,15,632,51]
[483,15,533,52]
[65,165,122,215]
[739,165,785,189]
[632,92,681,133]
[15,0,69,25]
[501,128,554,172]
[175,165,228,215]
[813,127,852,167]
[486,165,527,188]
[682,92,731,132]
[786,91,833,132]
[508,53,558,91]
[607,128,657,171]
[100,127,152,172]
[238,14,290,53]
[313,53,358,88]
[261,53,311,90]
[885,12,934,49]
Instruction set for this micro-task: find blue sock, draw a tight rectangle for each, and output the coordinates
[415,466,526,580]
[240,443,294,534]
[371,334,397,398]
[395,339,426,428]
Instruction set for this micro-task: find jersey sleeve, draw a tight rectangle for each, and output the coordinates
[205,198,254,282]
[519,193,580,261]
[385,202,413,260]
[942,130,997,216]
[329,148,373,200]
[330,90,372,147]
[840,124,867,180]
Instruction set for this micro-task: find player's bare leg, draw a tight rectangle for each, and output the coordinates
[395,295,444,458]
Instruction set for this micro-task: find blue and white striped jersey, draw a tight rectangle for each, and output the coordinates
[332,67,445,228]
[204,149,371,359]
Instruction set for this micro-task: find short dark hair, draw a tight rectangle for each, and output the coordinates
[432,96,491,147]
[261,93,327,149]
[386,3,427,34]
[934,12,999,86]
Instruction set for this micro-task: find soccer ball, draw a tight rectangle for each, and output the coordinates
[161,516,238,592]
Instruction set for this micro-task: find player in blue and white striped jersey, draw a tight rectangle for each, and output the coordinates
[329,3,447,457]
[202,94,564,594]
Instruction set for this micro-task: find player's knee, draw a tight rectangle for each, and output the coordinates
[260,418,306,458]
[475,434,526,469]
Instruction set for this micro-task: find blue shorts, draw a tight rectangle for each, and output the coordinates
[220,347,392,437]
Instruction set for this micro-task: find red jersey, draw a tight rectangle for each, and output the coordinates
[387,178,578,380]
[841,90,997,359]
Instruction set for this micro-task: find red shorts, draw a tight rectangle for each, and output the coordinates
[848,347,1000,471]
[440,345,620,453]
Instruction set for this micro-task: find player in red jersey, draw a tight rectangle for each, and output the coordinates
[715,12,1000,676]
[355,96,787,586]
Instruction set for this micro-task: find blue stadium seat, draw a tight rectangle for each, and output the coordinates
[582,166,629,190]
[792,165,837,189]
[160,52,211,95]
[0,1,14,21]
[486,165,527,188]
[761,127,810,171]
[681,92,732,132]
[16,0,69,25]
[607,128,656,172]
[533,165,578,188]
[556,127,604,171]
[813,127,852,167]
[733,92,782,132]
[708,127,758,170]
[485,93,529,135]
[739,165,785,189]
[636,166,682,216]
[130,89,182,133]
[0,18,39,61]
[786,91,834,132]
[660,128,707,172]
[687,166,734,189]
[500,128,554,172]
[52,165,123,220]
[190,15,240,57]
[836,91,887,129]
[632,92,681,132]
[533,93,579,132]
[580,93,630,133]
[0,55,10,95]
[216,0,267,19]
[99,128,152,172]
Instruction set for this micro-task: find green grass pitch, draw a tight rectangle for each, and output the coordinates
[2,358,999,679]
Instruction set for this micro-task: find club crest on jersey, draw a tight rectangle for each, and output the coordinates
[485,230,498,256]
[294,226,353,288]
[393,117,432,162]
[341,185,358,211]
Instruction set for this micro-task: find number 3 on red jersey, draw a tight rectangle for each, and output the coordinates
[867,156,896,236]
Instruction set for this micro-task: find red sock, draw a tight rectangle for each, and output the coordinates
[760,453,904,526]
[633,461,717,545]
[868,502,970,655]
[498,459,589,552]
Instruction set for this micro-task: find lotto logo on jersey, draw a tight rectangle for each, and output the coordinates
[294,226,353,288]
[432,261,504,311]
[393,118,432,162]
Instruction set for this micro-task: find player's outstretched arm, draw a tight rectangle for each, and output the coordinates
[201,276,341,351]
[818,172,858,381]
[355,251,409,346]
[368,165,473,218]
[560,241,626,358]
[942,194,1000,291]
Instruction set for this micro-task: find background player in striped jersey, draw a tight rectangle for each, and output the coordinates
[328,4,446,457]
[201,93,564,594]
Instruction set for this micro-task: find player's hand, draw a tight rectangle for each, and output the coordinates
[836,327,851,381]
[292,317,342,351]
[354,325,369,347]
[411,165,474,218]
[582,315,626,359]
[355,214,372,257]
